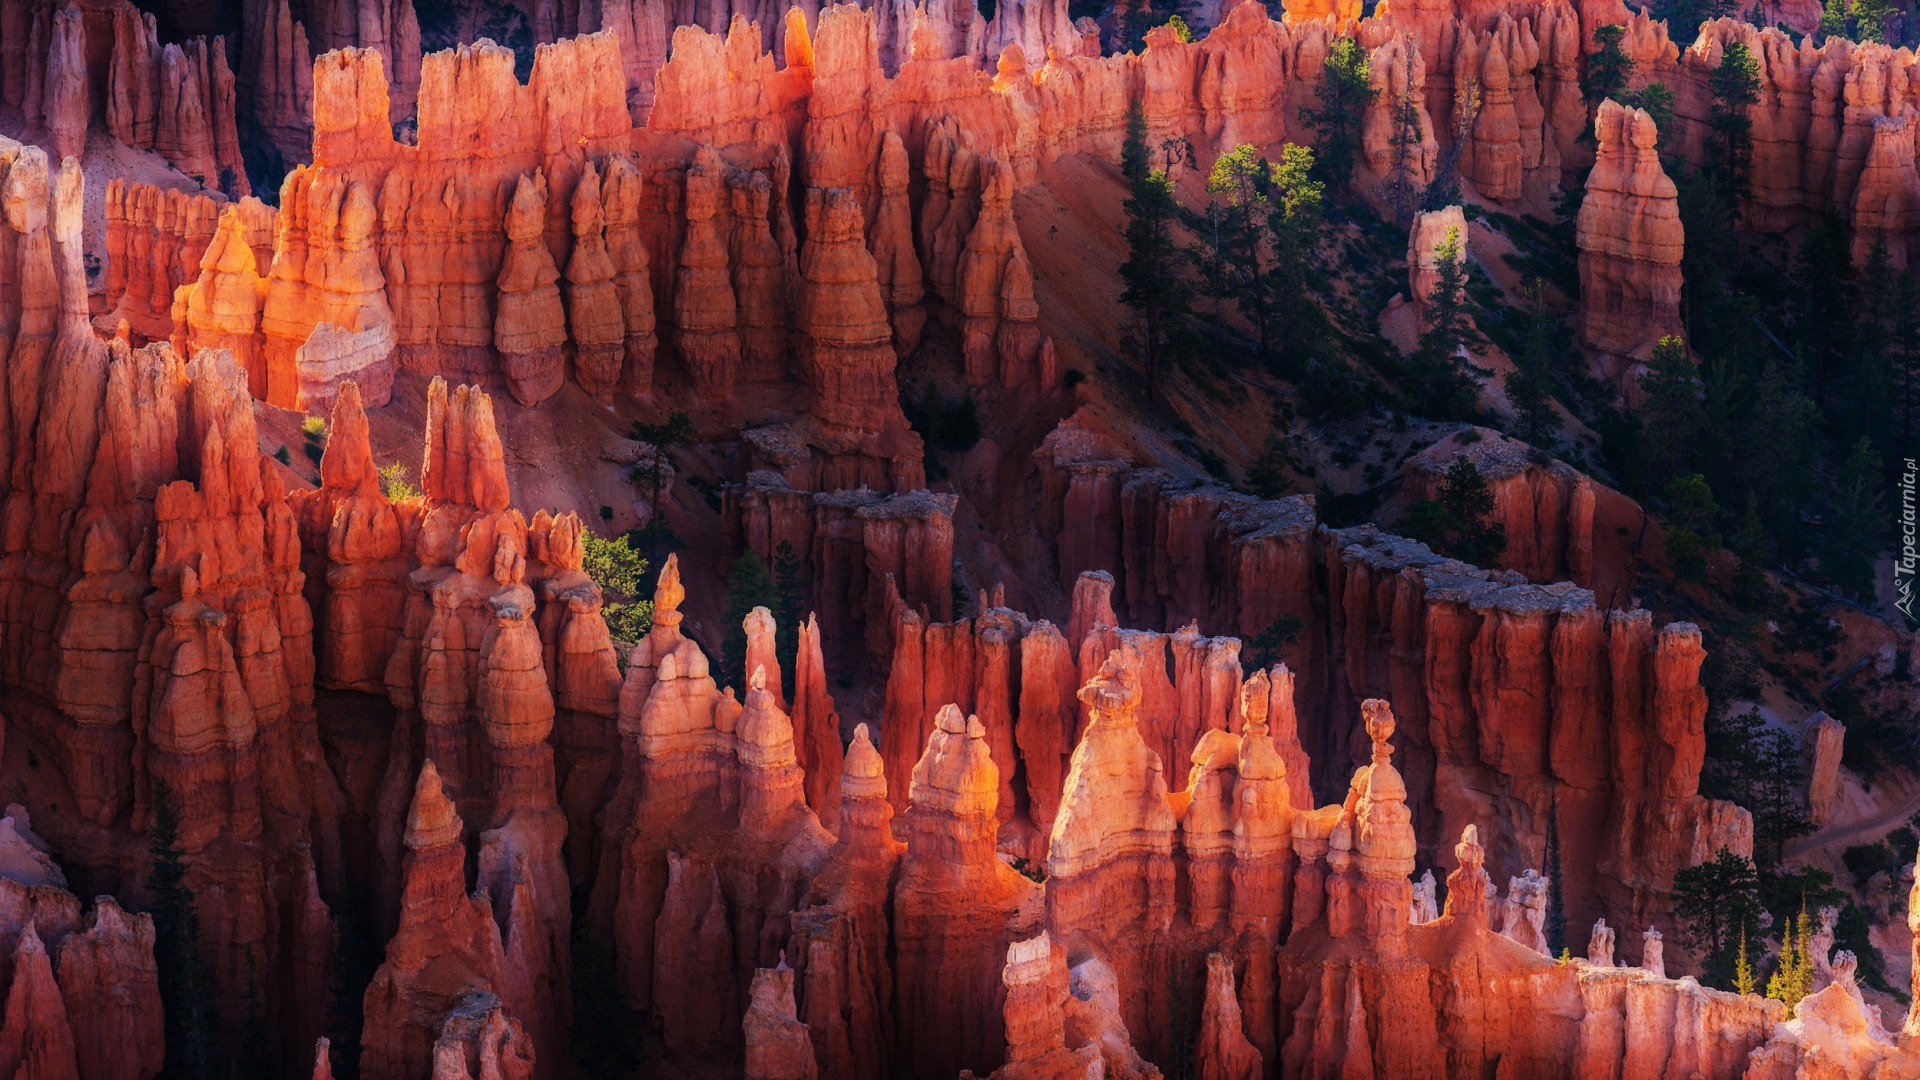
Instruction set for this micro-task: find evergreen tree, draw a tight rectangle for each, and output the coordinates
[1424,76,1481,210]
[148,779,213,1080]
[1821,0,1854,38]
[771,539,808,682]
[1264,143,1327,370]
[1119,102,1191,404]
[1581,26,1634,109]
[1752,728,1817,865]
[1730,492,1770,610]
[1766,907,1817,1009]
[1400,458,1509,567]
[1829,437,1884,599]
[1204,144,1276,356]
[721,551,779,690]
[1413,226,1487,420]
[1706,41,1762,199]
[1673,847,1762,989]
[1244,432,1295,499]
[1509,279,1563,461]
[1734,930,1757,995]
[1387,38,1425,227]
[1789,211,1857,407]
[628,411,696,566]
[1661,473,1721,584]
[1621,81,1677,161]
[1301,37,1377,189]
[1637,336,1700,485]
[1544,799,1567,956]
[1854,0,1895,39]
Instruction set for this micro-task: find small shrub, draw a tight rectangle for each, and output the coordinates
[274,446,292,466]
[378,461,420,502]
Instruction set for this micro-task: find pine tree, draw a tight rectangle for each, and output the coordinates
[1510,279,1563,461]
[771,539,808,683]
[1400,458,1509,567]
[1301,37,1377,190]
[1425,75,1480,211]
[1387,37,1424,228]
[1854,0,1895,40]
[1637,336,1700,486]
[721,550,780,691]
[1673,847,1761,988]
[1829,437,1885,600]
[1735,930,1757,995]
[1544,798,1567,956]
[1204,144,1276,356]
[1414,226,1487,420]
[1264,143,1326,370]
[1581,26,1634,110]
[1766,907,1817,1009]
[1245,432,1295,499]
[1707,41,1762,199]
[1661,473,1721,584]
[147,779,213,1080]
[1119,102,1191,404]
[628,411,696,566]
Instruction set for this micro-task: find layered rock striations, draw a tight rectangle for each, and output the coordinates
[1577,99,1685,365]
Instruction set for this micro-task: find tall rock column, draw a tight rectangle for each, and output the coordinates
[871,131,926,356]
[674,146,742,405]
[601,155,658,396]
[1577,100,1683,364]
[798,186,901,437]
[565,160,625,402]
[893,704,1038,1080]
[360,762,512,1080]
[495,171,568,406]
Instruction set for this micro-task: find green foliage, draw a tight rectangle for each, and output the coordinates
[629,411,696,564]
[1399,458,1508,568]
[1827,437,1884,600]
[1673,847,1763,989]
[1199,142,1326,367]
[1620,81,1677,159]
[1241,615,1304,672]
[274,445,292,466]
[147,780,212,1080]
[377,461,420,502]
[1509,280,1563,461]
[718,546,806,691]
[1701,710,1815,867]
[301,415,328,438]
[1581,26,1634,109]
[1119,102,1192,403]
[1164,13,1193,41]
[1244,432,1297,499]
[1766,907,1817,1010]
[1707,41,1761,198]
[582,529,653,645]
[1650,0,1738,34]
[1638,336,1700,484]
[1661,473,1721,583]
[1386,41,1426,226]
[1734,930,1756,995]
[1412,226,1488,420]
[1301,37,1377,190]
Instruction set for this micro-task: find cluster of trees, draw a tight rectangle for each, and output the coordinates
[1399,457,1509,568]
[1674,845,1897,1000]
[1118,30,1491,425]
[1578,26,1898,604]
